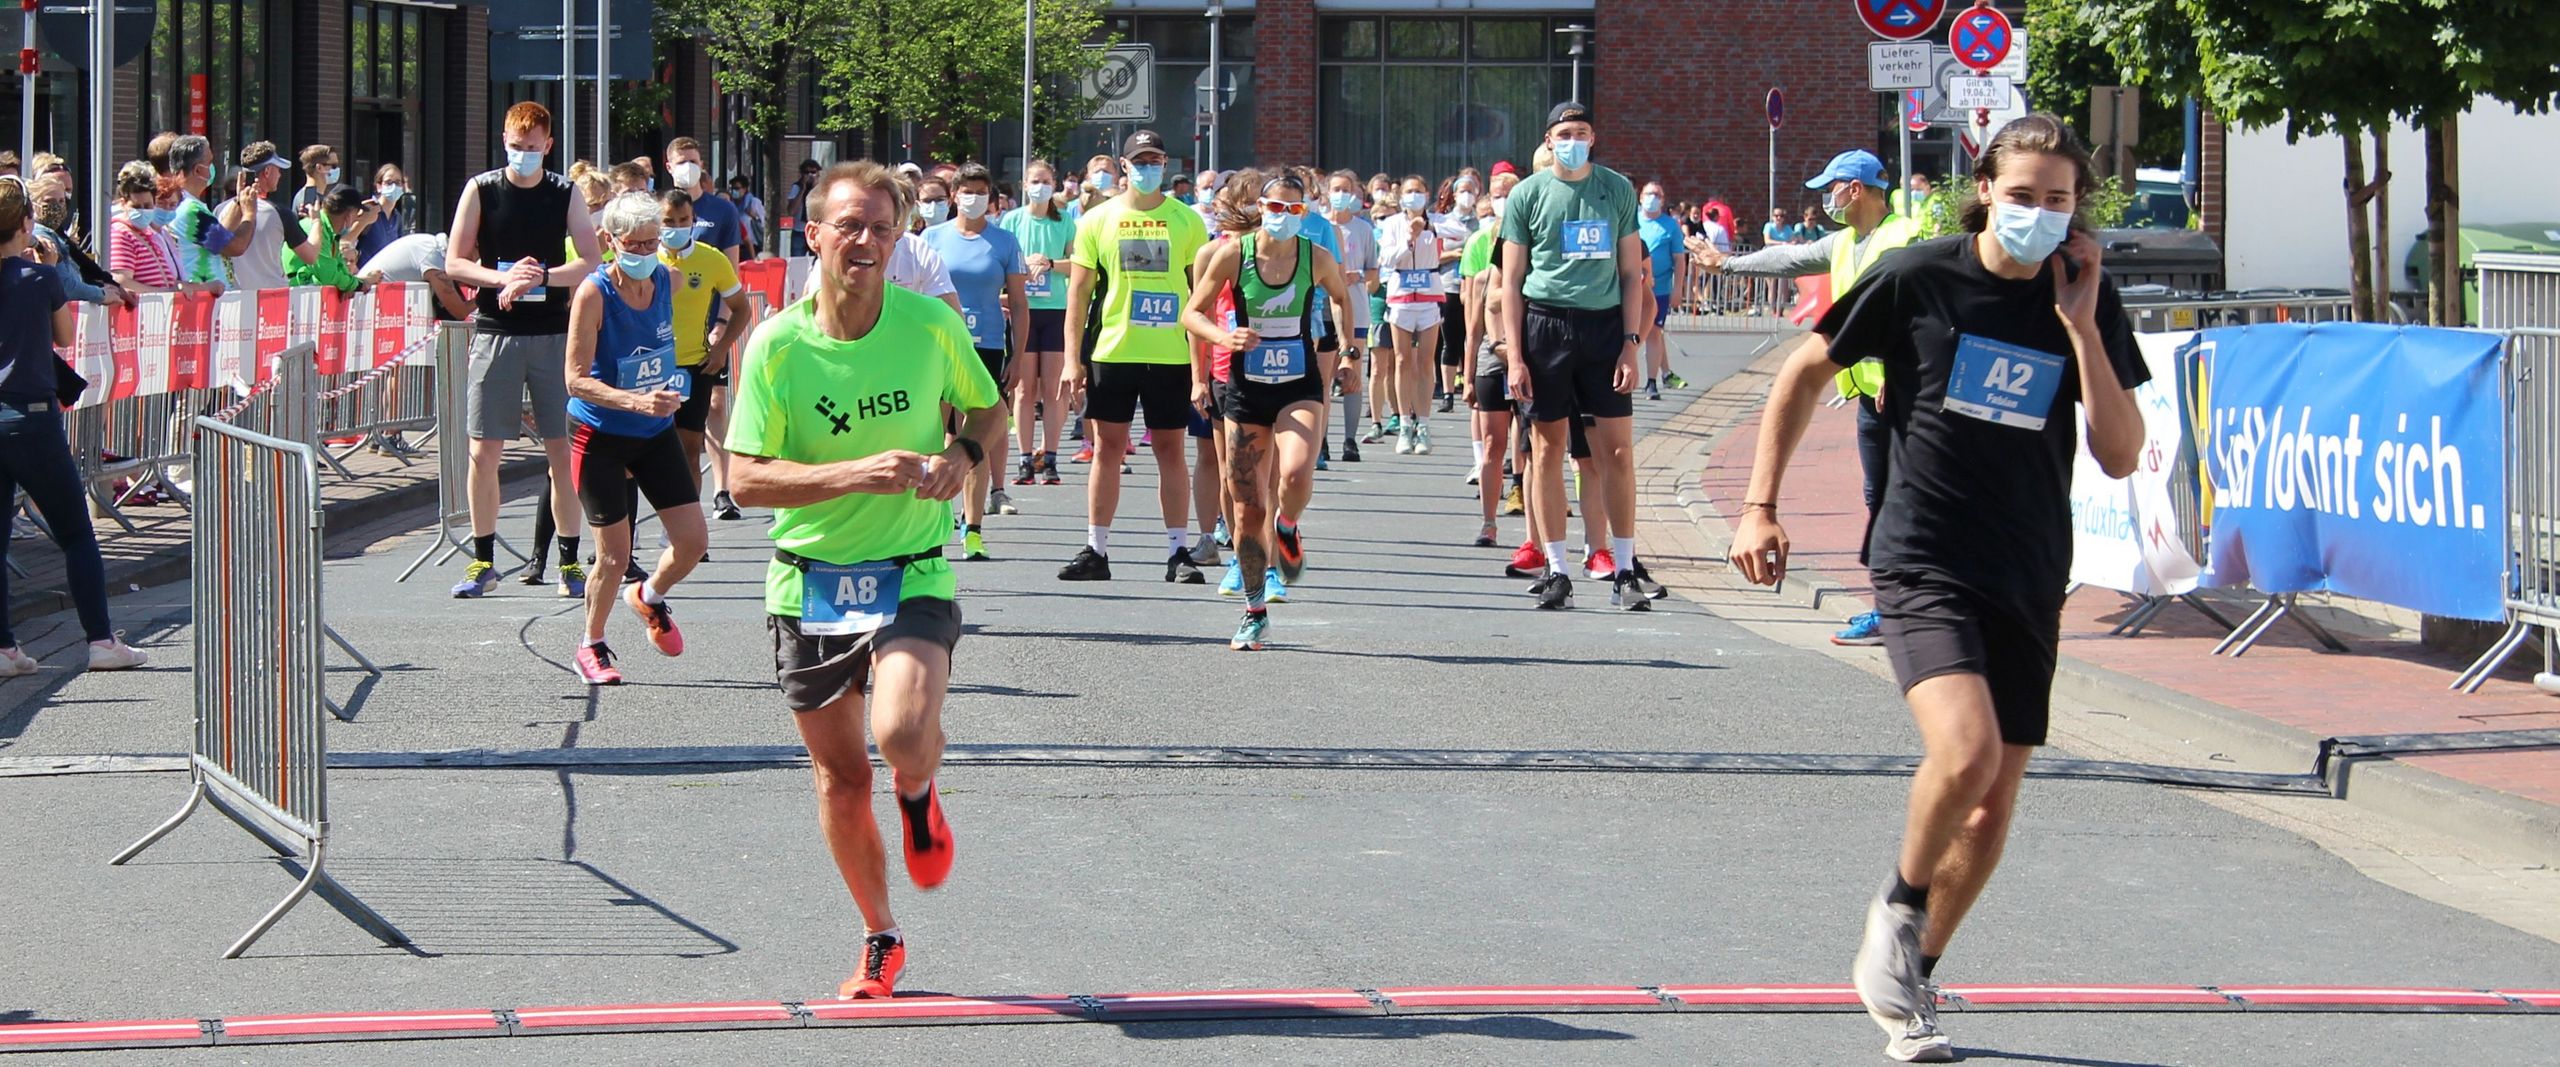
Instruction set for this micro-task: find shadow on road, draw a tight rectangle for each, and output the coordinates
[1100,1013,1638,1044]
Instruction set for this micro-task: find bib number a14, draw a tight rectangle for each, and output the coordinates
[1562,219,1613,261]
[1131,291,1180,326]
[1243,338,1309,385]
[801,559,903,636]
[1942,333,2065,431]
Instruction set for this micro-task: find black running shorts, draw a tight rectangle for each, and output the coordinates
[673,365,726,434]
[976,347,1010,391]
[1470,369,1511,413]
[1870,569,2062,747]
[570,423,699,528]
[767,599,964,713]
[1521,302,1634,423]
[1086,361,1194,431]
[1438,293,1467,366]
[1221,373,1325,427]
[1027,308,1068,352]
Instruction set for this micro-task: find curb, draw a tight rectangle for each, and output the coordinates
[7,453,550,630]
[1646,337,2560,869]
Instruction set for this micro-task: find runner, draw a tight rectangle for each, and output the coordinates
[1376,175,1466,455]
[1182,171,1358,649]
[1322,170,1374,463]
[1360,176,1396,445]
[1435,171,1483,411]
[520,164,621,591]
[444,102,599,600]
[1458,164,1520,502]
[999,159,1074,487]
[561,192,708,685]
[922,163,1031,561]
[664,137,742,261]
[1497,101,1667,611]
[1459,196,1513,548]
[655,190,752,512]
[1726,116,2143,1063]
[1055,130,1212,584]
[727,159,1003,1001]
[1636,179,1689,399]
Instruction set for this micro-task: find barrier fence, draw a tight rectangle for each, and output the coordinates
[2456,254,2560,691]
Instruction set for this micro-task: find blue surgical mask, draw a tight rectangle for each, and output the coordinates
[1088,172,1115,194]
[1990,201,2074,265]
[326,166,342,185]
[1552,137,1592,171]
[1128,163,1165,195]
[1329,191,1357,213]
[1642,193,1663,216]
[1262,209,1302,242]
[918,200,950,224]
[506,149,545,178]
[379,184,404,205]
[1400,191,1427,213]
[617,248,660,279]
[662,223,695,252]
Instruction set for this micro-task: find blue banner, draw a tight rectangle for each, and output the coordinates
[2196,323,2506,620]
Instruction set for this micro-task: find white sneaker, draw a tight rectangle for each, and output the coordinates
[0,646,39,677]
[1852,880,1932,1041]
[1884,1013,1955,1063]
[1412,425,1433,455]
[993,489,1018,516]
[87,635,149,671]
[1394,425,1416,455]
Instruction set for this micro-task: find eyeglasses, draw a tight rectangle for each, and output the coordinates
[1260,200,1306,216]
[813,217,903,243]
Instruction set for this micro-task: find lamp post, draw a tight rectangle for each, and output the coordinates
[1555,23,1591,102]
[1021,0,1035,185]
[1205,1,1224,171]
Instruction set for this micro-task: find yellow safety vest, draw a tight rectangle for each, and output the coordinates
[1831,212,1923,400]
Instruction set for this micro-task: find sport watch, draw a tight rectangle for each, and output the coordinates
[951,436,985,468]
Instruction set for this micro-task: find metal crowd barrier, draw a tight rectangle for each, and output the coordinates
[395,322,528,581]
[2456,252,2560,691]
[1660,243,1815,334]
[111,416,403,959]
[2121,291,2369,333]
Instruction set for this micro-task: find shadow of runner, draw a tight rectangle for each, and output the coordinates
[1098,1014,1638,1043]
[1956,1049,2172,1067]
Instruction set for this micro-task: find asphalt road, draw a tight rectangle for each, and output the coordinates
[3,331,2555,1065]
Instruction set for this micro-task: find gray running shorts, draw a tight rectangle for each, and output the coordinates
[466,330,571,441]
[767,599,965,713]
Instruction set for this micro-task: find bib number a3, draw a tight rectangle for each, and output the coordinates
[626,351,689,398]
[1562,219,1613,261]
[1942,334,2065,431]
[1243,338,1309,385]
[1131,291,1180,326]
[801,560,902,637]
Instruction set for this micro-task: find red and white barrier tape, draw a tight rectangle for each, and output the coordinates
[204,330,440,425]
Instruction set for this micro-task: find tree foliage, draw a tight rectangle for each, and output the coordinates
[2024,0,2183,166]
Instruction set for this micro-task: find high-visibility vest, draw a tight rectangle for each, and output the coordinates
[1831,213,1923,400]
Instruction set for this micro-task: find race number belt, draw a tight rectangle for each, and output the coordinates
[776,547,946,636]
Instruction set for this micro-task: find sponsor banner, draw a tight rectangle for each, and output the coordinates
[171,291,216,391]
[255,287,292,384]
[56,287,436,409]
[2197,323,2507,621]
[212,291,256,392]
[315,288,351,375]
[2069,331,2207,596]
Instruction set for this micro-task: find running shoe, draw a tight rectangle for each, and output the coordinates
[1014,454,1039,486]
[1219,559,1245,597]
[1058,547,1112,581]
[1611,571,1652,612]
[896,776,955,889]
[1502,484,1525,516]
[1072,445,1095,464]
[1853,879,1934,1048]
[1885,1013,1956,1063]
[623,560,648,585]
[1341,440,1362,463]
[1626,560,1669,601]
[1504,541,1548,579]
[1165,547,1206,584]
[1646,380,1663,401]
[1121,461,1134,475]
[1531,571,1573,610]
[1316,452,1330,471]
[993,489,1018,516]
[1275,522,1305,582]
[85,634,149,671]
[1384,414,1403,435]
[451,560,499,598]
[1190,538,1222,568]
[624,584,685,656]
[519,564,546,586]
[963,530,990,561]
[1360,422,1386,445]
[1041,451,1062,484]
[1213,517,1233,548]
[1585,547,1618,580]
[1394,424,1416,455]
[0,645,39,677]
[1230,610,1270,651]
[1438,392,1454,413]
[573,642,624,686]
[557,561,588,599]
[1263,567,1289,603]
[1663,370,1689,390]
[712,490,743,521]
[1834,611,1885,647]
[840,933,906,1000]
[1465,467,1480,486]
[1475,521,1498,548]
[1411,424,1433,454]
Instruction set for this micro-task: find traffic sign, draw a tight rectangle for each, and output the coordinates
[1959,85,2032,154]
[1193,67,1238,111]
[1948,75,2011,110]
[1904,89,1930,133]
[1082,44,1154,123]
[1766,87,1785,130]
[1949,3,2014,73]
[1854,0,1948,42]
[1867,40,1933,91]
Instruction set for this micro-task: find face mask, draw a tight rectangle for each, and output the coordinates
[617,248,660,279]
[1455,190,1477,211]
[326,166,341,185]
[507,149,545,178]
[662,223,695,252]
[1262,209,1302,242]
[1552,137,1592,171]
[379,184,404,205]
[1491,195,1508,220]
[1642,193,1663,217]
[1825,185,1858,220]
[1087,172,1113,194]
[1329,191,1357,213]
[1400,191,1427,213]
[917,200,950,224]
[1990,201,2074,265]
[669,162,704,190]
[1127,163,1164,195]
[956,193,989,220]
[1027,182,1053,202]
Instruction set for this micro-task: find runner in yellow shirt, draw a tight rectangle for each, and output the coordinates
[658,189,753,512]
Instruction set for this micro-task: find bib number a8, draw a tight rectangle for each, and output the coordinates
[801,559,903,636]
[1131,291,1179,326]
[1941,333,2065,431]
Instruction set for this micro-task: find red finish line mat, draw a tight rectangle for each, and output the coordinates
[3,984,2552,1052]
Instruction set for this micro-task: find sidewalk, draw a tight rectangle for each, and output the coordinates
[1651,338,2560,865]
[4,433,550,628]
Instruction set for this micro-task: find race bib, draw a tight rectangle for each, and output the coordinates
[1942,334,2065,431]
[626,351,690,399]
[801,560,902,636]
[1131,291,1180,326]
[1395,269,1435,293]
[962,306,984,341]
[1562,219,1613,261]
[1026,272,1054,299]
[1242,338,1309,385]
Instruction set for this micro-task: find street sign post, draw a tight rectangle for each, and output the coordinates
[1905,89,1930,133]
[1854,0,1948,41]
[1867,40,1934,91]
[1082,44,1154,123]
[1948,74,2011,110]
[1766,88,1784,219]
[1949,2,2014,73]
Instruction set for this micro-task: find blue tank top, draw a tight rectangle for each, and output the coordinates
[568,265,680,439]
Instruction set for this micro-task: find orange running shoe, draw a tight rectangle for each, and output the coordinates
[895,776,955,889]
[838,933,905,999]
[1275,521,1305,582]
[623,583,684,656]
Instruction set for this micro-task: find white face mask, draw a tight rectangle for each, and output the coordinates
[1455,190,1477,211]
[917,200,950,225]
[1990,201,2074,264]
[1490,195,1508,220]
[1026,182,1054,202]
[669,161,704,190]
[1400,191,1428,213]
[956,192,989,220]
[378,184,404,205]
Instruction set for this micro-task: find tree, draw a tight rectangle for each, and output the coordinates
[658,0,860,240]
[2024,0,2183,168]
[812,0,1108,166]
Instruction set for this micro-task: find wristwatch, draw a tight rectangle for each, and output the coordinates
[951,436,985,468]
[1624,332,1642,345]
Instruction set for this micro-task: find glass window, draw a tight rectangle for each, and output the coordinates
[1319,66,1380,175]
[1322,18,1377,61]
[1320,15,1582,177]
[351,4,374,100]
[1386,18,1461,61]
[1471,19,1542,62]
[1381,66,1464,179]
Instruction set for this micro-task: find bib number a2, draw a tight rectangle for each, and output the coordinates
[1243,338,1309,385]
[1131,291,1180,326]
[1942,334,2065,431]
[801,560,902,636]
[1562,219,1613,261]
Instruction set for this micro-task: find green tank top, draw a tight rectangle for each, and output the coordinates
[1239,231,1315,339]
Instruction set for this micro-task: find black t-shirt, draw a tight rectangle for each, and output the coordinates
[1815,233,2148,618]
[0,259,67,403]
[468,169,576,335]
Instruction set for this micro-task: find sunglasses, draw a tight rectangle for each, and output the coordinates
[1260,199,1306,216]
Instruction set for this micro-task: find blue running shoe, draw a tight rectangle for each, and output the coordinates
[1833,611,1885,647]
[1264,567,1289,604]
[1219,560,1245,598]
[556,561,588,599]
[451,560,498,599]
[1230,610,1269,651]
[1213,517,1232,549]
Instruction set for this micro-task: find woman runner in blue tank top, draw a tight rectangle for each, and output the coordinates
[562,191,710,686]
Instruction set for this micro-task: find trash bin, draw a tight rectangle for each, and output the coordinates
[2406,223,2560,323]
[2097,228,2222,291]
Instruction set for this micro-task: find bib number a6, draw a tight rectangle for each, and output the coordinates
[1562,219,1613,261]
[1131,291,1180,326]
[1243,338,1309,385]
[801,560,902,636]
[1941,333,2065,431]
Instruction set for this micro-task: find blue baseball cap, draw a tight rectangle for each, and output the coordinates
[1805,149,1889,190]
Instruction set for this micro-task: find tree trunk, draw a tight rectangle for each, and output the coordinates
[2424,117,2463,326]
[2371,132,2392,321]
[2343,130,2375,322]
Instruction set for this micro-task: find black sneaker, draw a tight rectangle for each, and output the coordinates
[712,490,743,521]
[1013,454,1039,486]
[1627,559,1669,601]
[1611,572,1651,612]
[1058,547,1112,581]
[1166,547,1206,584]
[1341,440,1362,463]
[1437,393,1455,413]
[624,561,648,585]
[1532,571,1574,610]
[518,566,547,587]
[1041,451,1062,485]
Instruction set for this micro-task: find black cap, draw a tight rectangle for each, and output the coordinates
[1546,101,1594,132]
[1121,130,1168,158]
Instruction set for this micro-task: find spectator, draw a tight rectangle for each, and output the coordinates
[27,174,129,308]
[1762,207,1793,247]
[145,131,178,174]
[109,164,188,293]
[784,158,821,256]
[662,137,740,260]
[1798,202,1827,240]
[727,174,765,258]
[28,153,76,244]
[358,231,471,321]
[354,162,413,266]
[292,144,340,218]
[220,142,317,293]
[1702,194,1736,246]
[608,161,650,196]
[163,135,237,293]
[286,186,370,293]
[0,175,150,674]
[0,151,17,178]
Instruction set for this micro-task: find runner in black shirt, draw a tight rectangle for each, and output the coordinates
[1725,115,2146,1063]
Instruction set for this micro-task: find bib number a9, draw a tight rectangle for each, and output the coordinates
[1562,219,1613,261]
[1131,291,1179,326]
[1941,334,2065,431]
[801,559,903,636]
